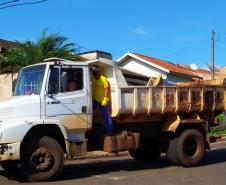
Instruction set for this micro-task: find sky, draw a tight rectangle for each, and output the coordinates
[1,0,226,69]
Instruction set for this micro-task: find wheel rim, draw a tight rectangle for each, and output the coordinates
[183,138,197,157]
[30,147,54,172]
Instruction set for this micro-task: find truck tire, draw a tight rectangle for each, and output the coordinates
[166,137,180,165]
[177,129,205,167]
[129,144,161,162]
[19,136,64,181]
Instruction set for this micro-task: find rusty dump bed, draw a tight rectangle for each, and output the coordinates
[112,79,226,117]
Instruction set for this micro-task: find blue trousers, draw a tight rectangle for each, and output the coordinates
[93,99,114,134]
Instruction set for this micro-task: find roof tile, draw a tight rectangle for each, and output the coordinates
[132,52,200,78]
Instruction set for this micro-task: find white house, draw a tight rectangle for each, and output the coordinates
[117,52,201,85]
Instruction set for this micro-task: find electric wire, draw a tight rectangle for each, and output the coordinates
[0,0,46,10]
[0,0,19,6]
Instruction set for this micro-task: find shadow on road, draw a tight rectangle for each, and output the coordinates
[1,148,226,182]
[201,148,226,166]
[55,148,226,181]
[0,170,4,175]
[56,156,172,181]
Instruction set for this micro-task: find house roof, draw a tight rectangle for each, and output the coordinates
[177,64,211,74]
[219,66,226,74]
[0,39,17,49]
[118,52,201,78]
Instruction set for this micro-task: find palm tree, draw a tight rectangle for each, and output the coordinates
[0,30,82,73]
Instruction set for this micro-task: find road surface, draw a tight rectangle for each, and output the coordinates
[0,141,226,185]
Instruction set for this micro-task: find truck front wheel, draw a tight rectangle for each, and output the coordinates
[19,136,64,181]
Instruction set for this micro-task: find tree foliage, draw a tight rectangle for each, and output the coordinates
[0,30,82,73]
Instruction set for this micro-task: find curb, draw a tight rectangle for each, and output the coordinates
[86,151,129,159]
[210,136,226,143]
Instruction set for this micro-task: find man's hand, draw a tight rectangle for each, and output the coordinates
[101,97,109,106]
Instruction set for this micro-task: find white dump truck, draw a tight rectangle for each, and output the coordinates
[0,57,225,181]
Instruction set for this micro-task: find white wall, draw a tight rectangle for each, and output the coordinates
[0,73,17,100]
[119,58,168,78]
[119,57,194,84]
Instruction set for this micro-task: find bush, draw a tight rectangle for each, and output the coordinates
[209,126,226,137]
[215,113,226,123]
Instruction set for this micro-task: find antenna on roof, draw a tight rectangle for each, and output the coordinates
[190,64,198,70]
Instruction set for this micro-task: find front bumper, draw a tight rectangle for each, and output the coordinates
[0,142,20,161]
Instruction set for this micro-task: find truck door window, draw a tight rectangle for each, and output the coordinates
[48,67,60,94]
[48,66,83,94]
[61,68,83,93]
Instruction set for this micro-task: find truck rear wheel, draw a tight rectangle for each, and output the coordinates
[167,129,205,167]
[177,129,205,167]
[166,137,180,165]
[19,136,64,181]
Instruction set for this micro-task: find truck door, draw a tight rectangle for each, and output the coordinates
[45,65,89,134]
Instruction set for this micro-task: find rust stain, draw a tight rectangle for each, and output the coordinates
[166,93,175,106]
[179,91,189,103]
[162,114,180,132]
[62,114,88,130]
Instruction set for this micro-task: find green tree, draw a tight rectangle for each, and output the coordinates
[0,30,82,73]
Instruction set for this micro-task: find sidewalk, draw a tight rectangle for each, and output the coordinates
[86,151,129,159]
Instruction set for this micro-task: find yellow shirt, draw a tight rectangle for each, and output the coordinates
[92,75,109,103]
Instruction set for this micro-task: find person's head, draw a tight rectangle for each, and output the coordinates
[91,66,100,79]
[68,80,77,91]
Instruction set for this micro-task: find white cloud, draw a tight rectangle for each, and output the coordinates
[132,27,151,37]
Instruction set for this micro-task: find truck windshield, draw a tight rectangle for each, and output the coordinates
[14,65,46,96]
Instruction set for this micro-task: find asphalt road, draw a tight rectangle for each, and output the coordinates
[0,141,226,185]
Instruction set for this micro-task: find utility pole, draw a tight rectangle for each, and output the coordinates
[211,30,215,80]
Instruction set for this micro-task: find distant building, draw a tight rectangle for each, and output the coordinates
[176,64,211,80]
[0,39,17,53]
[218,66,226,79]
[177,64,226,80]
[117,52,201,85]
[79,50,112,60]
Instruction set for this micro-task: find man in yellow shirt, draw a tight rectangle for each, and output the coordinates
[91,66,113,134]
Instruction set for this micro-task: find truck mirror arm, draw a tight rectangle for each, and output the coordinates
[46,93,61,104]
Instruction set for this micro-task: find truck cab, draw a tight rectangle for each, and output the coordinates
[0,57,130,181]
[0,58,93,180]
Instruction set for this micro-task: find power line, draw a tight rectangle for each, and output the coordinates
[0,0,19,6]
[0,0,47,10]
